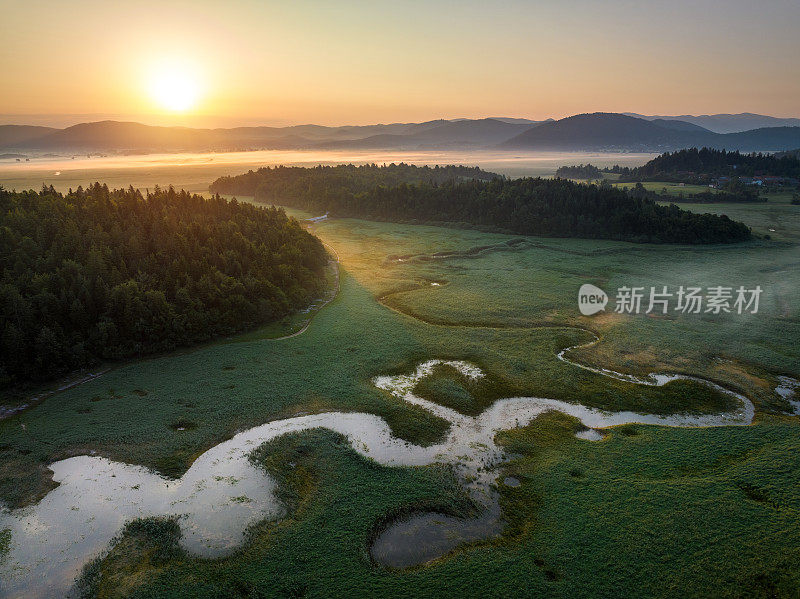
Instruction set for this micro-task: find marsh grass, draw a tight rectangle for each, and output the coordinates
[76,518,184,599]
[2,202,799,596]
[77,417,800,598]
[3,207,794,507]
[413,363,514,416]
[328,213,797,412]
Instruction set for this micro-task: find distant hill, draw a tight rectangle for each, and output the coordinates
[501,113,800,152]
[408,118,534,145]
[11,121,320,152]
[315,133,418,150]
[500,113,701,151]
[717,128,800,153]
[628,112,800,134]
[1,118,547,152]
[318,118,536,149]
[3,113,800,154]
[16,121,212,151]
[650,119,711,133]
[0,125,57,148]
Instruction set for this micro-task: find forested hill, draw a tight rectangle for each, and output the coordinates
[211,165,752,245]
[209,163,497,198]
[0,184,328,387]
[555,164,603,179]
[618,148,800,180]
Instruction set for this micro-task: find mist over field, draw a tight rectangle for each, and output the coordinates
[0,149,658,193]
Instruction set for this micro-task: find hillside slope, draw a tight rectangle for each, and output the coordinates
[502,113,800,152]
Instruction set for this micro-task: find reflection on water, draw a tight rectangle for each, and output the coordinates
[370,508,502,569]
[0,360,754,598]
[575,428,605,441]
[776,376,800,414]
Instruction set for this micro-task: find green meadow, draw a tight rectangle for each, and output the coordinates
[308,208,798,408]
[611,181,718,196]
[611,180,795,197]
[1,182,799,597]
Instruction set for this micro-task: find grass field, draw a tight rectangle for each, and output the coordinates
[1,171,799,597]
[611,180,797,205]
[673,199,800,242]
[612,181,719,196]
[2,247,760,508]
[306,209,798,409]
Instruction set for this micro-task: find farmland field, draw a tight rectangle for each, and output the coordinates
[1,166,799,598]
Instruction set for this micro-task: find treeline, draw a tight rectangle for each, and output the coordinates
[612,148,800,181]
[211,165,751,245]
[0,184,327,387]
[625,182,764,204]
[555,164,602,179]
[776,148,800,160]
[209,163,498,199]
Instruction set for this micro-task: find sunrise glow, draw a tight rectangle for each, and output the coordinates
[147,59,201,112]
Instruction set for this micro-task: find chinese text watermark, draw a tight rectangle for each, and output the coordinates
[579,284,762,316]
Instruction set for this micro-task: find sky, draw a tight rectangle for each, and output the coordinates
[2,0,799,127]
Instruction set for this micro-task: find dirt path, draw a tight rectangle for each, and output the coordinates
[0,370,110,420]
[271,242,341,340]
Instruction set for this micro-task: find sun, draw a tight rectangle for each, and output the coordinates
[148,59,201,112]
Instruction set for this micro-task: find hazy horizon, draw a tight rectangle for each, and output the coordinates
[3,110,800,131]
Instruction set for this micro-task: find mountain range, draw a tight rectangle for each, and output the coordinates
[2,113,799,155]
[626,112,800,134]
[499,113,800,152]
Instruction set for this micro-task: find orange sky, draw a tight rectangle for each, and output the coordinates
[2,0,799,127]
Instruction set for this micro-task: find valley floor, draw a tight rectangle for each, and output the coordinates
[1,200,799,598]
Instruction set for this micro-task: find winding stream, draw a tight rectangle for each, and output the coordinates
[0,358,754,598]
